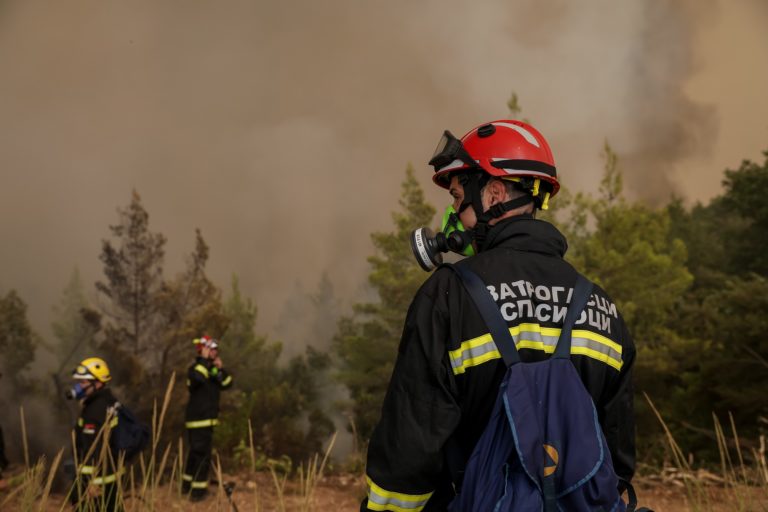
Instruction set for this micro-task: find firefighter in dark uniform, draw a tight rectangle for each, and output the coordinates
[183,335,233,500]
[69,357,122,511]
[362,120,636,511]
[0,372,8,491]
[0,420,7,491]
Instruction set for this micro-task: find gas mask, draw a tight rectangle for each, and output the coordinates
[410,205,476,271]
[65,382,89,400]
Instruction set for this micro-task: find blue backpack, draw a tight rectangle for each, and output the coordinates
[109,402,151,462]
[445,263,650,512]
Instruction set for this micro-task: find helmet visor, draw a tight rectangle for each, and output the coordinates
[73,365,96,380]
[429,130,478,172]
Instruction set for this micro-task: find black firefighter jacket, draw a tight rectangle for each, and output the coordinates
[364,215,636,511]
[75,386,120,485]
[185,357,233,427]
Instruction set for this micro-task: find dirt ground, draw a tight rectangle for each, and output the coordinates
[2,472,767,511]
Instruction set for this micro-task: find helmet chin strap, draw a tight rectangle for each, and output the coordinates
[460,173,534,250]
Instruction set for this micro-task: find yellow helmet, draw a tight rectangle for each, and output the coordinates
[73,357,112,383]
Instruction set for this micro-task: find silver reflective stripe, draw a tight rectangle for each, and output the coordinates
[571,334,622,362]
[491,122,541,147]
[438,159,466,172]
[450,324,623,374]
[367,491,431,511]
[450,339,498,372]
[366,477,432,512]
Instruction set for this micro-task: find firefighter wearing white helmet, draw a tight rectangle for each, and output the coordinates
[182,335,233,501]
[68,357,122,511]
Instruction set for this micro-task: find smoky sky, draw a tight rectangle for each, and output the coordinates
[0,0,767,348]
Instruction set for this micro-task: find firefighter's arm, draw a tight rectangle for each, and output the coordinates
[214,367,233,389]
[187,362,210,389]
[600,320,636,484]
[363,284,461,511]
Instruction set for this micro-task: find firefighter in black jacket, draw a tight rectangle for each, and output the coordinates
[0,372,7,491]
[183,335,233,500]
[362,120,636,511]
[68,357,121,511]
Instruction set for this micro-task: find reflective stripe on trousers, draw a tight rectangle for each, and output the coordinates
[78,465,123,485]
[185,418,219,428]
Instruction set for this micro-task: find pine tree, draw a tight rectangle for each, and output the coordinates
[560,142,693,340]
[216,276,334,463]
[334,165,436,441]
[222,275,280,394]
[554,142,696,460]
[154,229,229,387]
[717,151,768,276]
[51,268,97,372]
[0,290,39,394]
[50,268,99,420]
[96,190,166,369]
[665,149,768,456]
[95,192,228,418]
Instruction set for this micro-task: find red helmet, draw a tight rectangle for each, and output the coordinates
[193,335,218,353]
[430,120,559,200]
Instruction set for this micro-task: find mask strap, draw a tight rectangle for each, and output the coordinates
[484,194,534,219]
[473,194,534,249]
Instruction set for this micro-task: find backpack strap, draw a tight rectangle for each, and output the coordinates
[442,262,519,490]
[445,263,521,367]
[552,274,593,359]
[621,478,655,512]
[443,264,596,502]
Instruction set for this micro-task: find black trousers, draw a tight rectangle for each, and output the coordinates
[0,423,8,472]
[183,427,213,497]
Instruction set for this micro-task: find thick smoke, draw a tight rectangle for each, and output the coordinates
[0,1,766,459]
[619,0,719,202]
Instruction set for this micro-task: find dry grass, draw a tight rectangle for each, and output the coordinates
[1,375,351,512]
[645,393,768,512]
[14,385,764,511]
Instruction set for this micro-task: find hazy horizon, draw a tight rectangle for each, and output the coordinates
[1,0,766,352]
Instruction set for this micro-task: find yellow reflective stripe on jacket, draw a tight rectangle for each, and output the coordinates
[366,476,432,512]
[194,364,209,378]
[449,322,623,375]
[77,417,84,427]
[109,416,118,428]
[185,418,219,429]
[221,375,233,386]
[182,473,194,482]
